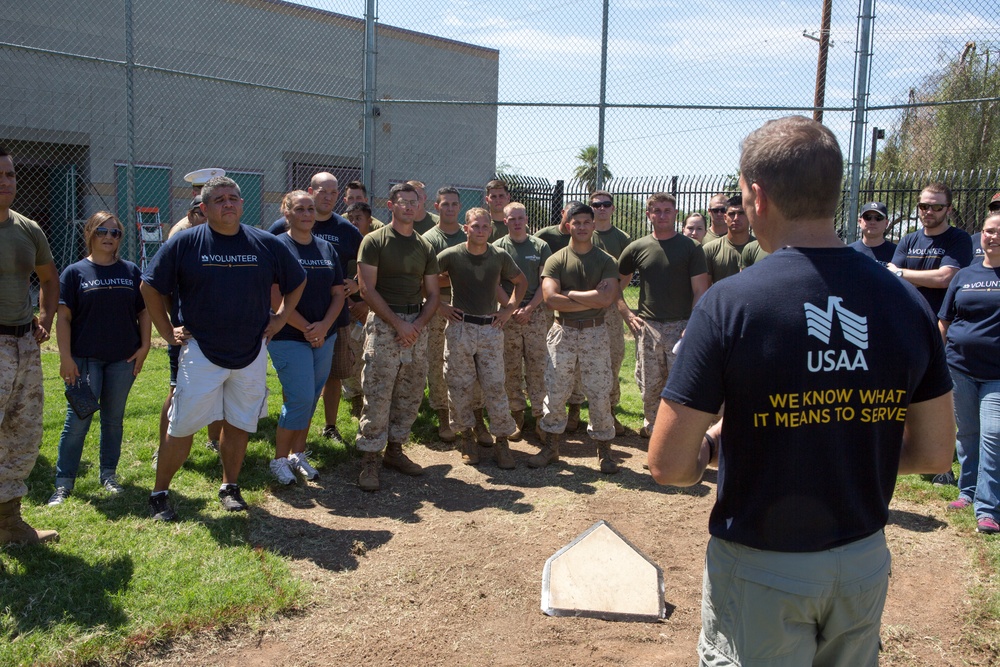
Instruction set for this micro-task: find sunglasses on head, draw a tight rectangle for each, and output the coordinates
[861,213,885,222]
[95,227,123,239]
[590,201,613,209]
[917,203,946,212]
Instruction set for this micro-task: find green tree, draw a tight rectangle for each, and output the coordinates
[877,42,1000,172]
[572,145,612,193]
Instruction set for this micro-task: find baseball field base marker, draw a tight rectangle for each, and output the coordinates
[541,519,665,621]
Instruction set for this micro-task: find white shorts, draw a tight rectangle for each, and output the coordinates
[167,339,269,437]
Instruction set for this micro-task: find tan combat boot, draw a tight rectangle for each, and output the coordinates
[358,452,381,492]
[565,403,582,432]
[613,415,626,436]
[473,408,493,445]
[0,498,59,545]
[459,431,481,466]
[437,408,456,443]
[597,442,621,475]
[526,432,561,468]
[535,421,547,445]
[510,410,525,441]
[383,442,424,476]
[494,437,516,469]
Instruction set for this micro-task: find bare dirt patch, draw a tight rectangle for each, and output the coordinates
[137,431,986,666]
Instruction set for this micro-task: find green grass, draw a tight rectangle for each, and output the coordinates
[2,329,999,665]
[0,341,359,666]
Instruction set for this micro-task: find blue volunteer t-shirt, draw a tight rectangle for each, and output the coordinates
[972,234,984,259]
[938,262,1000,380]
[143,223,306,369]
[272,233,344,343]
[59,258,145,361]
[269,214,360,327]
[891,225,973,314]
[662,246,952,553]
[848,239,896,266]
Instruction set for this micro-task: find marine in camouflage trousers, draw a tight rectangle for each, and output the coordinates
[545,308,585,405]
[635,319,686,430]
[429,312,484,413]
[606,307,625,407]
[356,312,429,452]
[445,321,516,436]
[341,312,365,401]
[503,305,548,417]
[0,332,44,503]
[539,320,615,441]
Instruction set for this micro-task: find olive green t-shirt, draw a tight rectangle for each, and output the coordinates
[493,234,551,301]
[703,227,727,245]
[423,225,467,302]
[437,244,522,316]
[412,212,440,236]
[618,234,707,321]
[740,239,770,268]
[541,245,618,321]
[534,224,571,254]
[593,226,631,259]
[489,219,508,243]
[0,210,53,326]
[358,224,438,306]
[703,235,754,284]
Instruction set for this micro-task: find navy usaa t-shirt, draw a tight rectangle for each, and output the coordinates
[144,223,306,369]
[272,233,344,343]
[59,258,145,361]
[662,246,952,552]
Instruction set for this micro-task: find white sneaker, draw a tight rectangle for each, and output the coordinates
[289,452,320,480]
[269,457,296,485]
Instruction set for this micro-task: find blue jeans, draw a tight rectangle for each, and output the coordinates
[268,335,336,431]
[951,368,1000,521]
[55,357,137,486]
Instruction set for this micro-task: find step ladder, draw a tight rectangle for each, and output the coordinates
[136,206,163,270]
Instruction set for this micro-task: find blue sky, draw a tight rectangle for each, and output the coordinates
[306,0,997,181]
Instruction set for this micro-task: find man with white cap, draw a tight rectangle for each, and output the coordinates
[849,201,896,266]
[172,168,225,231]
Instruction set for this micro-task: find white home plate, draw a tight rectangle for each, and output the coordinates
[541,520,664,621]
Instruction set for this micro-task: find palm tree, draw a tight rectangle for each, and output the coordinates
[573,145,612,193]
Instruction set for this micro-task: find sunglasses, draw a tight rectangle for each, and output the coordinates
[709,207,727,214]
[861,213,885,222]
[989,202,1000,212]
[917,203,947,212]
[591,201,613,209]
[94,227,123,239]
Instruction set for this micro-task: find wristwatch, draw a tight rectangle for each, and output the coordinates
[893,269,903,278]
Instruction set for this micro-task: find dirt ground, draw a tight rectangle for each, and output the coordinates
[137,430,988,667]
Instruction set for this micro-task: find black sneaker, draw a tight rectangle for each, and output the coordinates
[149,492,177,521]
[322,424,344,443]
[219,485,248,512]
[932,470,957,487]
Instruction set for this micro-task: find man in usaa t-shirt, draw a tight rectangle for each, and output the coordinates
[142,177,306,521]
[269,172,362,442]
[888,182,973,314]
[648,117,956,665]
[849,201,896,265]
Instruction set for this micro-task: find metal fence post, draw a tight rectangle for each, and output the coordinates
[846,0,875,242]
[551,180,564,225]
[595,0,609,191]
[124,0,137,263]
[362,0,377,190]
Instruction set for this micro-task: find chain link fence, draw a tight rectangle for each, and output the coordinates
[2,0,998,274]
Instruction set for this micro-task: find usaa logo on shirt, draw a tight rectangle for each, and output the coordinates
[803,296,869,372]
[201,254,258,266]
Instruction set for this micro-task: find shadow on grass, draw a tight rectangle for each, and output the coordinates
[0,545,131,639]
[886,507,947,532]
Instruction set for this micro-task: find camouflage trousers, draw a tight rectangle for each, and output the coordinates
[428,312,484,412]
[0,332,44,503]
[546,308,585,404]
[341,314,365,400]
[503,305,548,416]
[356,312,429,452]
[606,307,625,407]
[635,319,686,430]
[539,321,614,441]
[445,321,515,436]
